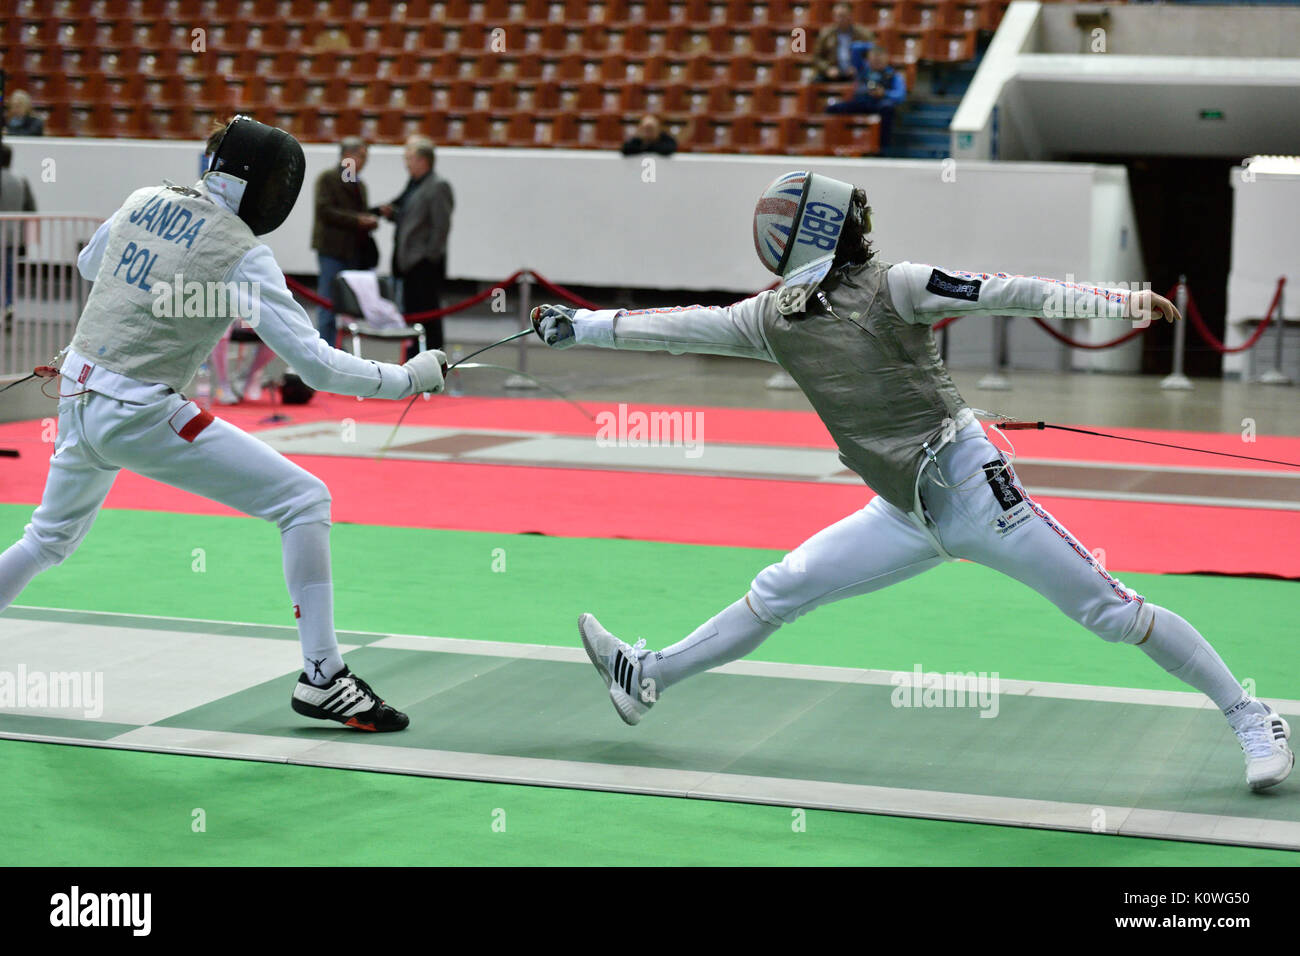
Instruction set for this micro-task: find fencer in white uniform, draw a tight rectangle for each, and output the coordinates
[531,170,1293,791]
[0,116,446,731]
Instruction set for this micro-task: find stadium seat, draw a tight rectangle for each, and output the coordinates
[14,0,1003,152]
[932,27,976,61]
[835,115,882,156]
[446,111,489,145]
[600,54,629,80]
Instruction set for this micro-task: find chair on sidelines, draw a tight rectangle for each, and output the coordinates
[330,271,427,360]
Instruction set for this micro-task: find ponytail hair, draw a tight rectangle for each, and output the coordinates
[832,187,875,269]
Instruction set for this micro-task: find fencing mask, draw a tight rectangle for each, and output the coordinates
[753,171,858,316]
[204,116,306,236]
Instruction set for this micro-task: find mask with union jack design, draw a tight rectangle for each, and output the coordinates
[753,171,858,316]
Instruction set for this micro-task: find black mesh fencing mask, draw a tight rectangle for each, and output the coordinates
[206,116,306,235]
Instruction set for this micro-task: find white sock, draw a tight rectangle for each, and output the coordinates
[0,541,44,612]
[1223,694,1270,731]
[282,522,344,685]
[640,595,779,695]
[1138,604,1250,717]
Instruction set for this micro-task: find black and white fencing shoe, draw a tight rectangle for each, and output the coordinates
[291,666,410,732]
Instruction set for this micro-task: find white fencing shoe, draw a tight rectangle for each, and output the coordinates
[1235,705,1293,791]
[578,613,655,726]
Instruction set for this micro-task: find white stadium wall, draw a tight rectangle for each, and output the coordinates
[10,137,1145,370]
[1227,168,1300,381]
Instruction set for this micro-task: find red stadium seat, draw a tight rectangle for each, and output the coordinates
[16,0,1003,146]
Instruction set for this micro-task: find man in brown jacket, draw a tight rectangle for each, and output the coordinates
[311,136,379,346]
[813,2,876,81]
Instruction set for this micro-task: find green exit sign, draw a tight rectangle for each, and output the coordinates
[1199,109,1225,120]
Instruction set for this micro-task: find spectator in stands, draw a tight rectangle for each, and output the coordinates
[813,3,875,82]
[5,91,45,136]
[826,45,906,149]
[377,136,454,356]
[0,143,37,320]
[312,136,379,347]
[621,115,677,156]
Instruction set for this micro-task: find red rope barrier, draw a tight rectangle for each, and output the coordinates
[934,311,1141,347]
[283,270,526,323]
[403,270,527,322]
[529,271,603,311]
[283,278,332,309]
[1184,277,1285,354]
[1028,314,1147,350]
[932,310,1140,346]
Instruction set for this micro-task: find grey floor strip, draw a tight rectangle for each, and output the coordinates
[4,725,1296,851]
[5,611,1297,851]
[8,607,1298,716]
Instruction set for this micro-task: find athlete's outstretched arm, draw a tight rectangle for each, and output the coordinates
[887,261,1180,325]
[533,292,779,363]
[233,244,444,397]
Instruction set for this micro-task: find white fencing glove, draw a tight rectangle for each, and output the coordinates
[403,348,447,394]
[530,304,577,349]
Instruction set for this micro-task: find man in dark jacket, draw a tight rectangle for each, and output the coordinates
[0,143,37,317]
[311,136,378,345]
[378,136,454,355]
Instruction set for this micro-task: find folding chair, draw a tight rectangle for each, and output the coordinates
[331,272,427,360]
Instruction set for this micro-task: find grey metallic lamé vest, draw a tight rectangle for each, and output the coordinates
[72,184,260,392]
[761,258,969,513]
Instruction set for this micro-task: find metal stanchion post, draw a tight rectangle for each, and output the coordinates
[1161,275,1193,390]
[1258,282,1292,385]
[505,269,539,390]
[977,314,1011,390]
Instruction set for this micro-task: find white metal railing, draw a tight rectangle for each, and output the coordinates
[0,213,101,378]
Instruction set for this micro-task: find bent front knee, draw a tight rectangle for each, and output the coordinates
[18,531,77,571]
[1085,598,1155,645]
[749,557,812,626]
[274,475,332,531]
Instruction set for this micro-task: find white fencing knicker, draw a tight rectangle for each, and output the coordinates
[0,350,331,609]
[747,420,1155,645]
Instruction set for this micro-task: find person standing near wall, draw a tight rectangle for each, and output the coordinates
[0,143,37,323]
[377,136,454,357]
[311,136,379,347]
